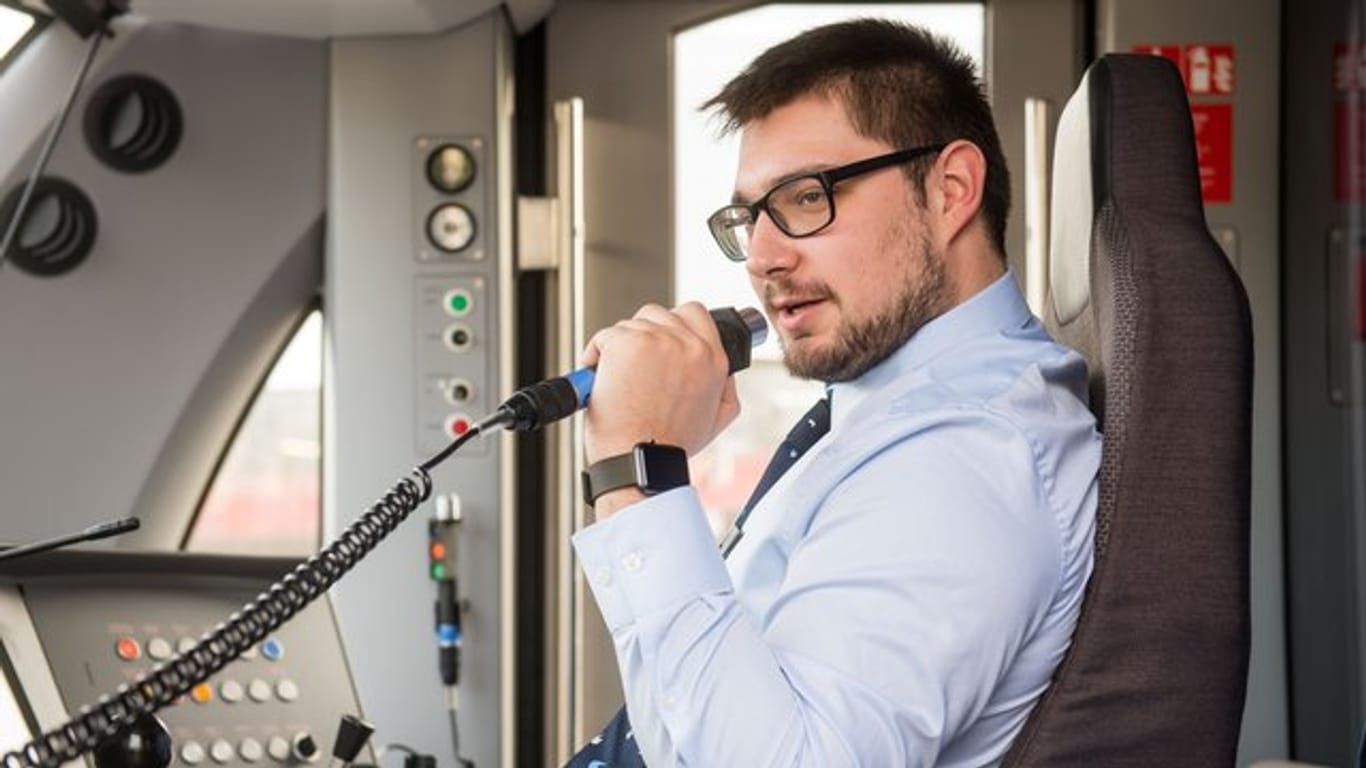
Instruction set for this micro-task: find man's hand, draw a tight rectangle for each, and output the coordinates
[580,302,741,471]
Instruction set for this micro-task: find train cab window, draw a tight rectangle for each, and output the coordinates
[672,4,984,532]
[0,2,44,74]
[187,310,322,556]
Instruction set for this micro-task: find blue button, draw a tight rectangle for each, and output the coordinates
[261,638,284,661]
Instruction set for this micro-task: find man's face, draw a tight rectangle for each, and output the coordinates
[735,92,950,382]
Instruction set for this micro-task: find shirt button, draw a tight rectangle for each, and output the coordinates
[621,552,644,573]
[593,566,612,587]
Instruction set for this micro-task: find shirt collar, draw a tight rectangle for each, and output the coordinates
[827,269,1032,429]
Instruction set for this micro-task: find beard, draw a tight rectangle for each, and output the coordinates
[773,230,950,383]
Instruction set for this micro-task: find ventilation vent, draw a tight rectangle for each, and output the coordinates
[84,74,182,173]
[0,177,98,277]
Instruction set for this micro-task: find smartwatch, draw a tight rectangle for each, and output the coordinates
[581,443,690,506]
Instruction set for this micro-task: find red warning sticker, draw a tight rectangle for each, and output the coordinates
[1133,43,1235,95]
[1334,42,1365,92]
[1191,104,1233,203]
[1133,44,1236,203]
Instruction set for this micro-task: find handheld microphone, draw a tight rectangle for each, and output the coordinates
[0,517,140,562]
[492,307,767,433]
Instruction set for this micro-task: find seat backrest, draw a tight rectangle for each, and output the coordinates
[1003,54,1254,767]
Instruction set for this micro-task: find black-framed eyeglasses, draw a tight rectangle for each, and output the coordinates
[707,144,947,262]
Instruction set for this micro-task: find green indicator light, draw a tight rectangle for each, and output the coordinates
[431,563,446,580]
[450,293,469,312]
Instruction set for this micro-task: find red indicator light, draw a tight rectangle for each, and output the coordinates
[115,637,141,661]
[431,542,447,560]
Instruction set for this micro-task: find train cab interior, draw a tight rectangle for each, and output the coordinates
[0,0,1361,766]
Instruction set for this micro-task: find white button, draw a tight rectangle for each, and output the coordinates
[147,637,173,661]
[180,741,206,765]
[621,552,644,573]
[593,566,612,587]
[275,679,300,702]
[210,739,234,764]
[219,680,244,704]
[248,678,272,702]
[177,637,197,655]
[239,738,264,763]
[267,737,290,762]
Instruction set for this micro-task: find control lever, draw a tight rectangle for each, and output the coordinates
[329,714,374,768]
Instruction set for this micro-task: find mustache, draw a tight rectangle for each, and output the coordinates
[760,278,836,308]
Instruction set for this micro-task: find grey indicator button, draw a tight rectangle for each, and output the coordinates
[177,637,197,655]
[443,324,473,352]
[426,204,476,253]
[239,738,264,763]
[147,637,173,661]
[248,678,272,702]
[219,679,244,703]
[267,737,290,763]
[180,741,206,766]
[445,378,474,404]
[275,678,300,703]
[210,739,234,765]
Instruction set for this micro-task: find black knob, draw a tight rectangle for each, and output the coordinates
[330,715,374,764]
[292,732,319,762]
[93,712,172,768]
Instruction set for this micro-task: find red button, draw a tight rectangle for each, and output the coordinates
[115,637,141,661]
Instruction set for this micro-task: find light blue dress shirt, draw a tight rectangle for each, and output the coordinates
[572,272,1101,767]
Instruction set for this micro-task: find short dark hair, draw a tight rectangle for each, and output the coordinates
[703,18,1010,255]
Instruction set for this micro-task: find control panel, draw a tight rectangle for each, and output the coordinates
[415,275,490,456]
[1,553,371,768]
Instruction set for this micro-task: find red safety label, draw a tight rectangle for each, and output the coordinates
[1134,43,1236,203]
[1191,104,1233,203]
[1133,43,1235,95]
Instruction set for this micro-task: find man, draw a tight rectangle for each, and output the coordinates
[569,18,1100,767]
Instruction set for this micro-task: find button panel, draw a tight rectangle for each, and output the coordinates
[415,275,490,456]
[23,569,375,768]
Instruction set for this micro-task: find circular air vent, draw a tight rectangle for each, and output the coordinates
[0,177,98,277]
[84,74,183,173]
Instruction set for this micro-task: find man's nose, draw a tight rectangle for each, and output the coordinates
[745,214,798,279]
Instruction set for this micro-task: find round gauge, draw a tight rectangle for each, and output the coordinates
[427,203,477,253]
[426,144,476,193]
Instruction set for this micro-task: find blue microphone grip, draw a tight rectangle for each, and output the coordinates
[496,307,766,432]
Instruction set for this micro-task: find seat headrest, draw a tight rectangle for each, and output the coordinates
[1048,54,1205,325]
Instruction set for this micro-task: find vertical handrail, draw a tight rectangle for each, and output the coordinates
[551,97,586,764]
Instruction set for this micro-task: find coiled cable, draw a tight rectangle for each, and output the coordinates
[1,420,489,768]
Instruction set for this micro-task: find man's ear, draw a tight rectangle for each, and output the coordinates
[926,140,987,248]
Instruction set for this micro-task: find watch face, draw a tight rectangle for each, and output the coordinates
[637,443,689,492]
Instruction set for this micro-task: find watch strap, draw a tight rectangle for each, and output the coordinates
[582,451,638,506]
[581,443,689,506]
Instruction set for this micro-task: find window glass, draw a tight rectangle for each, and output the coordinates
[673,4,985,534]
[187,311,322,556]
[0,3,39,72]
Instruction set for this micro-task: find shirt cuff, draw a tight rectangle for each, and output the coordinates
[571,486,732,632]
